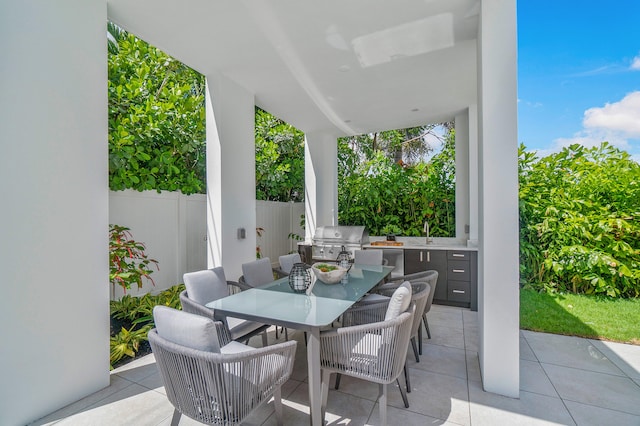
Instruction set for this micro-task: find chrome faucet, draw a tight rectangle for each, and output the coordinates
[423,221,432,244]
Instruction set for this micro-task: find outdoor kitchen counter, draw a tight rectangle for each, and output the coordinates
[363,237,478,310]
[362,236,478,251]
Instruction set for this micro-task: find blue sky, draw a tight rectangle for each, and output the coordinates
[517,1,640,160]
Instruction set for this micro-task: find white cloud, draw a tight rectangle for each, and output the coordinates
[631,55,640,70]
[583,91,640,137]
[553,129,631,151]
[536,92,640,159]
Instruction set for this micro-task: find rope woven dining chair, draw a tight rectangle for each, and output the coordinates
[366,269,439,343]
[180,267,269,346]
[319,302,415,426]
[275,252,302,275]
[149,306,297,426]
[239,257,290,340]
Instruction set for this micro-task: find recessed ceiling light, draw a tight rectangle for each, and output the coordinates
[338,65,351,72]
[411,108,420,112]
[344,119,352,123]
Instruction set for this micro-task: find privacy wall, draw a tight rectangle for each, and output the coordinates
[109,190,304,298]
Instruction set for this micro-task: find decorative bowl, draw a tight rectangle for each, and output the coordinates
[311,263,348,284]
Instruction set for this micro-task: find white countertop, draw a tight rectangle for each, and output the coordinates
[363,236,478,251]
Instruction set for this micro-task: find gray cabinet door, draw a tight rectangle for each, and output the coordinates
[403,249,425,274]
[404,249,447,300]
[427,250,448,301]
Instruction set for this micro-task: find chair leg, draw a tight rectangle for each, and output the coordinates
[379,384,388,426]
[418,327,423,355]
[411,337,419,363]
[396,377,409,408]
[261,330,268,347]
[284,327,289,341]
[170,408,181,426]
[423,315,431,339]
[334,373,342,390]
[274,385,284,426]
[404,364,411,393]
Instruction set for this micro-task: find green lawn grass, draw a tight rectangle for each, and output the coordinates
[520,289,640,344]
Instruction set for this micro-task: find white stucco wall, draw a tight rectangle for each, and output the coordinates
[0,1,109,424]
[206,74,257,280]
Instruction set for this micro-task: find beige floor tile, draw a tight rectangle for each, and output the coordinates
[524,332,625,376]
[520,336,538,361]
[468,380,575,426]
[464,325,479,352]
[388,368,471,426]
[589,339,640,380]
[467,351,482,383]
[262,380,375,426]
[55,384,174,426]
[564,400,640,426]
[29,375,137,425]
[542,363,640,415]
[429,306,465,330]
[368,402,465,426]
[427,324,466,350]
[407,342,468,379]
[520,359,558,397]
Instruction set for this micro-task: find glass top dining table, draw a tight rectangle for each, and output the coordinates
[207,263,394,426]
[208,264,394,330]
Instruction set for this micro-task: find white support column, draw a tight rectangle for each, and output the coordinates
[1,1,108,424]
[205,74,256,280]
[304,131,338,240]
[477,0,520,397]
[455,111,470,240]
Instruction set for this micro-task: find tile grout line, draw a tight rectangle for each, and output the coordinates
[523,334,579,426]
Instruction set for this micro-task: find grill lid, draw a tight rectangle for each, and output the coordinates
[312,226,369,245]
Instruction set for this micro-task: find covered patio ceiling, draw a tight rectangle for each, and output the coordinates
[107,0,479,136]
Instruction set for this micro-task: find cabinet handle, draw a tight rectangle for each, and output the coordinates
[420,251,423,262]
[452,269,465,273]
[427,251,430,262]
[452,253,465,258]
[452,290,466,294]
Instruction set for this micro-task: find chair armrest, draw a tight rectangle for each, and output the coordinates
[236,276,253,291]
[272,268,287,279]
[272,266,288,277]
[226,280,245,294]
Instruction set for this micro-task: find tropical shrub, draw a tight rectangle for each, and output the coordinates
[109,224,159,294]
[108,29,206,194]
[519,143,640,297]
[110,284,184,368]
[338,130,456,237]
[255,107,305,202]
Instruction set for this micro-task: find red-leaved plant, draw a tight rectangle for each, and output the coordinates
[109,224,159,295]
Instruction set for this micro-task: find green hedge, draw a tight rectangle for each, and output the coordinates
[519,143,640,297]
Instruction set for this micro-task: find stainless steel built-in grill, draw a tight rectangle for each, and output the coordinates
[310,226,369,262]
